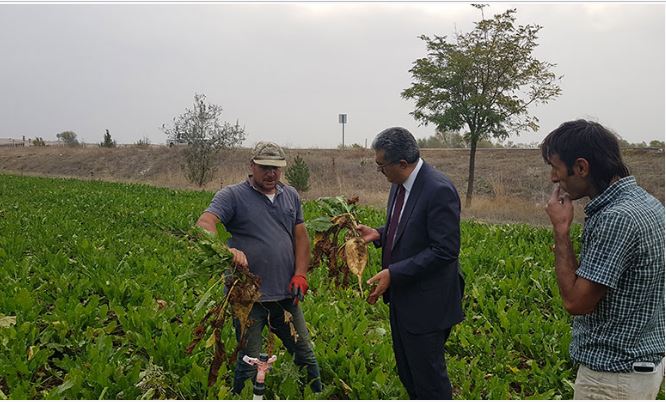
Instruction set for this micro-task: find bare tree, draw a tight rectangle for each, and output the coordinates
[162,94,246,186]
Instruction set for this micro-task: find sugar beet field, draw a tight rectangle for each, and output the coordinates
[1,174,580,399]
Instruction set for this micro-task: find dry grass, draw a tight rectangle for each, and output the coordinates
[462,194,589,226]
[0,145,662,225]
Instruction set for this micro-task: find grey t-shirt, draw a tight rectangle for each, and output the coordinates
[205,178,304,301]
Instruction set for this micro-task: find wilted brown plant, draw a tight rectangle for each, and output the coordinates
[311,212,368,292]
[183,227,263,386]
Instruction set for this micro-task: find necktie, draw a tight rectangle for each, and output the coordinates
[383,184,405,268]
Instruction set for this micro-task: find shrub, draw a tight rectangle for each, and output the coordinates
[135,137,151,147]
[100,129,116,148]
[32,137,46,146]
[56,131,80,147]
[285,154,310,192]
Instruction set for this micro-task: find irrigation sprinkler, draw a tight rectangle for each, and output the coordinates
[242,353,278,400]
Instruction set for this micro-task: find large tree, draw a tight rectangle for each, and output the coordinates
[402,6,561,207]
[162,94,246,187]
[56,131,79,147]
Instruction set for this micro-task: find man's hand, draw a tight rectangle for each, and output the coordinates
[228,247,248,269]
[545,185,574,234]
[289,274,309,305]
[356,224,380,244]
[366,269,390,305]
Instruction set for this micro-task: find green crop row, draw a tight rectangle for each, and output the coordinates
[1,174,578,399]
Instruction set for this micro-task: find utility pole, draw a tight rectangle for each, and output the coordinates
[338,114,347,148]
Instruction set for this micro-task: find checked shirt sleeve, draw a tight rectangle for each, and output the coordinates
[576,212,636,290]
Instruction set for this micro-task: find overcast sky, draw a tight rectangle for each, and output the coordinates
[0,2,663,147]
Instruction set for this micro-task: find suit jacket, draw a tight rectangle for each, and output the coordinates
[376,161,465,334]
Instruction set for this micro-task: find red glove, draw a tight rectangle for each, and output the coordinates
[289,274,308,305]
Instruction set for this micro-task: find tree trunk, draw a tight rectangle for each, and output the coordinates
[465,140,478,208]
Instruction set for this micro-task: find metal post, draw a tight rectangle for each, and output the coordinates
[338,114,347,149]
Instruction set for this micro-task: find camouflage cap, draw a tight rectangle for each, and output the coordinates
[252,141,287,167]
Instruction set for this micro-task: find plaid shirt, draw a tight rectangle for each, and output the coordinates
[570,176,665,372]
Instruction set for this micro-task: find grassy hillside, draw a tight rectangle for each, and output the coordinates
[0,145,662,225]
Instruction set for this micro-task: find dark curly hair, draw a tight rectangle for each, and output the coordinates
[540,119,629,194]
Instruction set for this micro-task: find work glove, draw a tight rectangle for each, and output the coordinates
[289,274,308,305]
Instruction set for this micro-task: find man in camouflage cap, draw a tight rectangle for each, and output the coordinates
[196,141,322,394]
[251,141,287,167]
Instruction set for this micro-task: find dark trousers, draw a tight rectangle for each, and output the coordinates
[232,300,322,394]
[390,306,453,399]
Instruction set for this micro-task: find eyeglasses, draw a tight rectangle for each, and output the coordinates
[376,161,397,172]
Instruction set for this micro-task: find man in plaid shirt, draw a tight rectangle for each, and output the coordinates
[541,120,664,399]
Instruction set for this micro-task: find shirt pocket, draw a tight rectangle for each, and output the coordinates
[281,207,297,228]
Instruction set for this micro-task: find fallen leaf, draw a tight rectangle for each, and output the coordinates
[0,315,16,328]
[155,300,167,310]
[205,333,216,349]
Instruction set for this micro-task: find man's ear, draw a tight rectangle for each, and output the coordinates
[573,158,590,177]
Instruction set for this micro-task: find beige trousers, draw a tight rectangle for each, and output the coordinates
[574,360,664,400]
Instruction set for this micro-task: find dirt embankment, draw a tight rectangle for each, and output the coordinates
[1,145,663,225]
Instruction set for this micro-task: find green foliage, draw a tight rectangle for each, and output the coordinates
[402,6,561,207]
[32,137,46,147]
[285,154,310,192]
[418,131,531,149]
[417,131,467,148]
[649,140,665,149]
[100,129,116,148]
[305,196,362,235]
[162,94,246,187]
[476,137,499,148]
[56,131,80,147]
[451,222,578,398]
[0,174,580,399]
[618,138,664,149]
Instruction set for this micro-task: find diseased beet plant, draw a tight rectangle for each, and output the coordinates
[183,227,262,386]
[307,197,368,291]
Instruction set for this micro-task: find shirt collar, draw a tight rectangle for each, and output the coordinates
[402,158,424,193]
[246,175,284,195]
[584,176,636,217]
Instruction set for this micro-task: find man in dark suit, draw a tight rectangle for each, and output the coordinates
[357,127,465,399]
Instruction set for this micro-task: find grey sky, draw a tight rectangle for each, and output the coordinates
[0,2,663,147]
